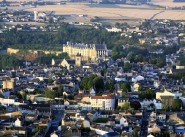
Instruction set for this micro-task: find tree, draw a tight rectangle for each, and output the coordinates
[121,103,130,110]
[48,78,54,84]
[19,90,27,100]
[120,82,131,92]
[156,58,166,68]
[56,85,64,97]
[45,89,55,99]
[68,94,74,100]
[139,89,156,99]
[134,54,143,62]
[138,84,143,91]
[132,128,139,137]
[182,76,185,83]
[93,76,104,92]
[0,55,20,69]
[0,104,6,111]
[130,101,141,110]
[123,62,132,70]
[171,99,182,111]
[49,17,54,24]
[117,106,121,110]
[161,131,170,137]
[100,68,107,76]
[127,52,135,62]
[162,103,168,111]
[105,80,115,92]
[80,74,97,90]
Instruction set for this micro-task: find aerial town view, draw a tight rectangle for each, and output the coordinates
[1,0,185,136]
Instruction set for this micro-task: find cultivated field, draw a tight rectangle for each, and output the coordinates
[6,22,46,25]
[149,0,185,8]
[26,3,185,20]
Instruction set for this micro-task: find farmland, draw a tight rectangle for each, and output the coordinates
[25,3,185,20]
[149,0,185,8]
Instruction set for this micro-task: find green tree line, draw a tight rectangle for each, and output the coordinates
[0,23,138,50]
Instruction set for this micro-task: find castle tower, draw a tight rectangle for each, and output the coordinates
[75,54,82,67]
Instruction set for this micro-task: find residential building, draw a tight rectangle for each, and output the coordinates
[156,89,182,106]
[106,27,122,32]
[2,79,14,90]
[156,90,182,100]
[90,95,115,110]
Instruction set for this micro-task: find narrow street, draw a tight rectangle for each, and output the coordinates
[44,109,64,137]
[140,110,150,137]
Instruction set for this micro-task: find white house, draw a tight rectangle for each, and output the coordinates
[120,117,129,127]
[50,131,58,137]
[132,75,144,82]
[140,99,162,110]
[115,75,127,82]
[147,135,155,137]
[157,114,166,122]
[15,118,22,127]
[153,100,162,110]
[0,97,23,106]
[153,80,160,89]
[148,123,160,134]
[90,88,96,96]
[106,27,122,32]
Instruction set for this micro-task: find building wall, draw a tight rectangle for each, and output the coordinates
[170,113,185,124]
[3,79,14,90]
[156,90,182,100]
[60,59,70,70]
[63,45,97,61]
[90,97,115,110]
[156,90,174,100]
[176,65,185,69]
[7,48,62,56]
[75,56,82,66]
[63,43,108,61]
[7,48,19,54]
[117,99,129,107]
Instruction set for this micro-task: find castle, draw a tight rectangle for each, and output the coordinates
[63,42,109,61]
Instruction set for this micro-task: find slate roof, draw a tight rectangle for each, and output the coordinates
[66,59,75,65]
[95,44,107,50]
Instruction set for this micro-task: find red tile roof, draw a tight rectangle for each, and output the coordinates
[91,95,114,99]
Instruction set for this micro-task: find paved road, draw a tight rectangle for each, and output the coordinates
[140,110,150,137]
[44,109,64,137]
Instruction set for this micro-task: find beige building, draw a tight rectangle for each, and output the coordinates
[156,89,182,100]
[63,42,108,61]
[156,89,182,106]
[90,95,115,110]
[169,113,185,125]
[7,48,62,56]
[3,79,14,90]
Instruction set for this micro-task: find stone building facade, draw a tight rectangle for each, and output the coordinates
[63,42,108,61]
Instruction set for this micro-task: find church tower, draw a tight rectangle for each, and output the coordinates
[51,58,55,66]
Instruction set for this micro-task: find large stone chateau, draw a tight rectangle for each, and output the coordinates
[63,42,109,61]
